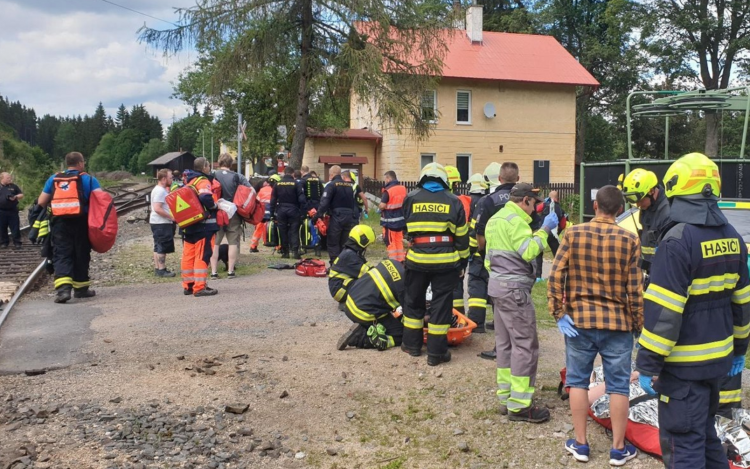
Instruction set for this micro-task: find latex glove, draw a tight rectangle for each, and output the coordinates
[556,314,578,338]
[729,355,746,376]
[542,211,559,231]
[363,211,369,219]
[639,374,657,396]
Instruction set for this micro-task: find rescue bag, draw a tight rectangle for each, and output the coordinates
[166,185,206,228]
[264,220,280,247]
[88,190,118,253]
[233,185,258,221]
[295,258,328,277]
[247,201,265,225]
[299,218,320,249]
[50,172,86,217]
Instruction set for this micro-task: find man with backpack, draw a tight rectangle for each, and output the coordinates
[210,153,253,278]
[36,152,101,304]
[270,166,306,259]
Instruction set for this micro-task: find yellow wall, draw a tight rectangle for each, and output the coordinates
[351,78,577,183]
[302,138,379,179]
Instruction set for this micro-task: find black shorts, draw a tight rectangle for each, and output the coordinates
[151,223,175,254]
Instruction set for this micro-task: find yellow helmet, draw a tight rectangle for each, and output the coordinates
[348,224,375,249]
[483,162,502,187]
[467,173,487,194]
[418,162,449,188]
[664,152,721,199]
[622,168,659,204]
[616,173,624,191]
[444,165,461,192]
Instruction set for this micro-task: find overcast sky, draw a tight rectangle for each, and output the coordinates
[0,0,199,126]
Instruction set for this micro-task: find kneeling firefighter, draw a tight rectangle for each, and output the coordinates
[328,225,374,304]
[338,259,406,351]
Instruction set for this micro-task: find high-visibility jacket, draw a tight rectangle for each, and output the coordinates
[183,170,219,236]
[638,188,671,272]
[403,187,470,271]
[380,181,407,230]
[328,246,370,302]
[345,260,405,322]
[258,185,273,221]
[636,222,750,381]
[50,172,87,217]
[468,183,514,256]
[484,201,549,290]
[458,195,472,223]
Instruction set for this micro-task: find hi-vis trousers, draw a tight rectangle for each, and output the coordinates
[250,221,267,249]
[182,233,215,294]
[383,227,405,262]
[490,284,539,413]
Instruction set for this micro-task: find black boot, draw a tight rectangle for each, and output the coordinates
[74,287,96,299]
[293,249,302,260]
[281,250,290,259]
[314,247,321,257]
[337,324,367,351]
[427,351,452,366]
[54,286,72,304]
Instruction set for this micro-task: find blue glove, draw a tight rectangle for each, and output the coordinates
[542,211,559,231]
[363,211,369,219]
[639,374,657,396]
[557,314,578,338]
[729,355,746,376]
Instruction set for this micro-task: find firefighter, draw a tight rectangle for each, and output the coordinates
[401,163,470,366]
[469,162,520,336]
[36,152,102,303]
[379,170,407,262]
[467,173,488,216]
[313,165,357,263]
[444,165,471,313]
[270,167,306,259]
[485,183,558,423]
[621,168,672,275]
[329,225,374,305]
[636,153,750,468]
[338,259,406,351]
[181,157,220,297]
[250,175,279,252]
[301,165,324,212]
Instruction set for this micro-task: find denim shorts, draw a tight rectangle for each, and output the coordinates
[565,328,633,396]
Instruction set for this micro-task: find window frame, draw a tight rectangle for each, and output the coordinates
[456,90,472,125]
[420,153,436,168]
[456,153,472,182]
[421,90,438,124]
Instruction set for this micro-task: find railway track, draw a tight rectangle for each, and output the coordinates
[0,183,153,328]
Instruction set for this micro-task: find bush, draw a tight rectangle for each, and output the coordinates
[561,194,581,222]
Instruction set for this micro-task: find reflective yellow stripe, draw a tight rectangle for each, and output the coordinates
[644,284,687,313]
[720,390,742,403]
[452,298,464,307]
[333,288,346,302]
[468,298,487,308]
[407,221,451,232]
[457,248,470,259]
[368,269,399,310]
[403,317,423,330]
[428,323,450,335]
[641,246,656,255]
[454,224,468,237]
[469,238,478,247]
[359,264,370,277]
[345,295,375,322]
[54,276,73,288]
[688,274,739,296]
[71,280,91,288]
[639,328,676,356]
[665,336,733,363]
[735,323,750,339]
[406,250,460,264]
[733,285,750,304]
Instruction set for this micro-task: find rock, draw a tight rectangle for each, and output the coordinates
[552,432,566,438]
[346,411,356,419]
[238,428,253,436]
[205,369,216,376]
[334,435,343,442]
[7,422,21,431]
[259,441,274,451]
[559,455,569,466]
[404,437,411,444]
[282,356,288,362]
[267,449,281,458]
[109,397,122,404]
[100,414,117,422]
[326,447,338,456]
[310,322,316,327]
[225,404,249,415]
[103,453,116,459]
[458,441,470,452]
[435,370,443,378]
[177,355,185,360]
[563,423,574,433]
[453,429,465,436]
[295,452,306,459]
[279,390,289,399]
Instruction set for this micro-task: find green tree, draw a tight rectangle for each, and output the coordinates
[53,121,79,160]
[89,132,117,172]
[135,138,166,174]
[482,0,536,33]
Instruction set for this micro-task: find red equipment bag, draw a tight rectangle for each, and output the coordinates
[247,199,265,225]
[233,185,258,221]
[166,185,206,228]
[88,190,118,253]
[295,258,328,277]
[316,215,329,236]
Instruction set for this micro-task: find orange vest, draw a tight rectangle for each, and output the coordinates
[381,183,407,229]
[50,172,86,217]
[258,185,273,204]
[458,195,472,223]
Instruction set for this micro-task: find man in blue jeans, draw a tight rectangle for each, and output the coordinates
[548,185,643,466]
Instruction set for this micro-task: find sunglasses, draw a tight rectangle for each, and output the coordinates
[624,192,644,204]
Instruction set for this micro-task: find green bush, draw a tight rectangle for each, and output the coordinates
[561,194,581,223]
[0,136,56,208]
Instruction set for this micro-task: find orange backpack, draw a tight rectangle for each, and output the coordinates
[166,183,206,228]
[50,172,86,217]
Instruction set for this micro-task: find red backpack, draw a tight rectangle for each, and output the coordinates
[295,258,328,277]
[233,185,257,221]
[88,190,118,253]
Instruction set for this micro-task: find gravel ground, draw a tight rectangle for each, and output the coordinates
[1,219,665,469]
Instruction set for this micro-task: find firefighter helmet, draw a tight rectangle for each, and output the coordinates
[269,174,281,183]
[622,168,659,204]
[418,162,449,188]
[483,162,502,186]
[444,165,461,192]
[467,173,487,194]
[348,224,375,249]
[664,152,721,199]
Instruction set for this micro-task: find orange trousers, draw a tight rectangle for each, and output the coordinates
[384,228,405,262]
[182,234,214,293]
[250,222,267,249]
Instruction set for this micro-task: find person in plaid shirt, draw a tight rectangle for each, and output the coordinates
[547,185,643,466]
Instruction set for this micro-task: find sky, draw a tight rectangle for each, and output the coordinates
[0,0,199,126]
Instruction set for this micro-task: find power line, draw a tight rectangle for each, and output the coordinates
[96,0,177,26]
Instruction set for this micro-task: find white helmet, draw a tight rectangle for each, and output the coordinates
[418,162,449,189]
[483,162,502,188]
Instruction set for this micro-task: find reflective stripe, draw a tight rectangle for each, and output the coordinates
[54,276,73,288]
[381,216,405,223]
[71,280,90,288]
[181,277,196,282]
[406,250,460,264]
[368,269,399,310]
[403,317,424,329]
[720,390,742,403]
[468,298,487,308]
[641,246,656,255]
[454,224,468,237]
[733,285,750,304]
[333,288,346,302]
[50,202,80,208]
[639,328,676,356]
[346,295,376,322]
[688,274,739,296]
[427,323,450,335]
[452,298,464,307]
[385,204,403,210]
[469,238,478,247]
[407,221,451,232]
[735,323,750,339]
[458,247,470,259]
[644,284,687,313]
[665,336,733,363]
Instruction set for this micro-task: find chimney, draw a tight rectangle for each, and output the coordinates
[466,2,483,44]
[452,0,464,29]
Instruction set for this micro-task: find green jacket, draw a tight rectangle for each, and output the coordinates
[484,201,548,290]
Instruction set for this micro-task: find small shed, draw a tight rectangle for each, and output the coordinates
[147,151,196,177]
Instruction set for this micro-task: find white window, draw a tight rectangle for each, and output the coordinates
[420,153,435,168]
[456,154,471,182]
[456,90,471,124]
[340,153,356,157]
[421,90,437,123]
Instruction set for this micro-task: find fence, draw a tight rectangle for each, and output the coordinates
[362,179,576,200]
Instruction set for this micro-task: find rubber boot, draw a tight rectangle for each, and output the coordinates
[55,285,72,304]
[314,246,322,257]
[293,249,302,260]
[74,286,96,299]
[427,350,452,366]
[281,250,290,259]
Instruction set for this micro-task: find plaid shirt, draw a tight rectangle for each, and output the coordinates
[547,217,644,332]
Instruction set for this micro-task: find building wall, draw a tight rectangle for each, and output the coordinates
[301,138,379,179]
[351,78,577,183]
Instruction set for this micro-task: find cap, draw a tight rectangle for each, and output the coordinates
[510,183,543,202]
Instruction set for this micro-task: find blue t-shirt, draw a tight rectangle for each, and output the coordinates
[43,170,101,200]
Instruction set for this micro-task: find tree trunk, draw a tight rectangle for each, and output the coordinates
[704,111,719,157]
[289,0,314,170]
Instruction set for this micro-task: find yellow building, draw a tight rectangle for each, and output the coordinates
[302,5,598,184]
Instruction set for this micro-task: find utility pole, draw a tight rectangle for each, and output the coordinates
[210,128,214,169]
[237,114,242,176]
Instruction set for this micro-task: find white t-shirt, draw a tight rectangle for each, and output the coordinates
[150,185,172,224]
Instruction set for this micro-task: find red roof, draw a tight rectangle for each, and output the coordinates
[307,128,382,141]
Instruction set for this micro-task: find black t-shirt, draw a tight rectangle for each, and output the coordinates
[0,183,22,211]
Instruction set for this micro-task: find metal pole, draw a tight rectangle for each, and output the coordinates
[579,163,585,224]
[202,130,205,161]
[665,116,670,160]
[211,129,214,168]
[626,93,634,160]
[741,87,750,159]
[237,114,243,176]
